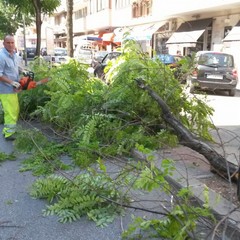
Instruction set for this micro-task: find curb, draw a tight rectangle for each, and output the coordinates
[131,148,240,239]
[168,162,240,238]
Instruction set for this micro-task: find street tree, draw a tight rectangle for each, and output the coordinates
[66,0,73,57]
[0,1,33,38]
[4,0,61,56]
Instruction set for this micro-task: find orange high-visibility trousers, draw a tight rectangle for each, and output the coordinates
[0,93,19,138]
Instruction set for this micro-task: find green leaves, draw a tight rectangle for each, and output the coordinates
[4,0,61,16]
[14,40,217,236]
[0,152,16,164]
[30,173,126,227]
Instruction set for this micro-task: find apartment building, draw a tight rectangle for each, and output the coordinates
[50,1,240,54]
[16,0,240,69]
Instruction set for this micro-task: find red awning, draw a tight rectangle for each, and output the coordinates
[102,33,115,42]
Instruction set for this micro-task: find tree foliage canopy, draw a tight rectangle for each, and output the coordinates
[0,1,32,37]
[3,0,61,15]
[1,0,61,54]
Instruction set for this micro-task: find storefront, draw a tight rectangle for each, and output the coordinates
[113,22,166,55]
[223,20,240,42]
[166,18,213,56]
[101,32,115,51]
[73,35,102,50]
[222,20,240,83]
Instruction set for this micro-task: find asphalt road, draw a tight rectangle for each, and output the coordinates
[1,90,240,239]
[0,133,124,240]
[197,90,240,166]
[0,127,173,240]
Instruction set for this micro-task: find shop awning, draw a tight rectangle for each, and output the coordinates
[73,35,102,45]
[166,18,212,45]
[223,20,240,42]
[129,22,165,41]
[86,35,102,41]
[114,22,166,43]
[113,27,132,43]
[102,33,115,42]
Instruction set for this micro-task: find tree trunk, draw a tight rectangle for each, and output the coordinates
[135,78,239,180]
[33,0,42,57]
[66,0,73,57]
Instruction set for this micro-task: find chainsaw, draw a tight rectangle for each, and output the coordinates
[18,71,50,90]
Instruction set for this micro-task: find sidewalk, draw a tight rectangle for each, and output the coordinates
[1,124,240,239]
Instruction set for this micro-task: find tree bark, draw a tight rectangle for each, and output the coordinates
[66,0,73,57]
[135,78,239,179]
[32,0,42,57]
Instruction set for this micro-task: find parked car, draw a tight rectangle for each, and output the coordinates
[52,48,69,64]
[155,53,186,82]
[155,54,183,68]
[25,47,36,59]
[187,51,238,96]
[156,54,176,67]
[74,48,93,65]
[43,48,69,65]
[91,50,109,68]
[93,51,122,79]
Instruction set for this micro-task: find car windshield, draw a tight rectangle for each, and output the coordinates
[94,51,108,58]
[198,53,234,67]
[102,52,121,64]
[78,49,92,56]
[54,48,67,56]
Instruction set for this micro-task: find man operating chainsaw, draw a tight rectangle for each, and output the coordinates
[0,34,21,141]
[0,35,50,141]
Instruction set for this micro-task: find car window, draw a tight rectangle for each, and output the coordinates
[198,53,234,67]
[102,52,121,64]
[92,52,109,64]
[79,49,92,55]
[26,48,36,57]
[94,51,108,58]
[54,48,67,56]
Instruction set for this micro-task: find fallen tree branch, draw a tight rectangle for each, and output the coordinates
[135,78,238,179]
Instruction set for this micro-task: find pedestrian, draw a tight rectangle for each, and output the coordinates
[176,50,182,56]
[0,34,21,141]
[175,50,182,62]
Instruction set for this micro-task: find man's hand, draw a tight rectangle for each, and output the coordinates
[11,81,21,89]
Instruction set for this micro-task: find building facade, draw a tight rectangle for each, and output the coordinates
[16,0,240,71]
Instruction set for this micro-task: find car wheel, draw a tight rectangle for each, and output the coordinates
[229,89,236,96]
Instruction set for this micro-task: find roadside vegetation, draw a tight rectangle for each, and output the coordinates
[6,40,235,239]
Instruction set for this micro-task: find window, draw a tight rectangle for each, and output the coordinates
[132,0,152,18]
[97,0,108,11]
[75,7,87,19]
[199,53,234,67]
[55,15,61,25]
[89,0,96,14]
[224,26,232,38]
[90,0,109,14]
[115,0,131,9]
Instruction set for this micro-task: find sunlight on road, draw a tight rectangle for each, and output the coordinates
[206,95,240,126]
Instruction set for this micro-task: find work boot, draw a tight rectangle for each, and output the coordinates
[5,133,16,141]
